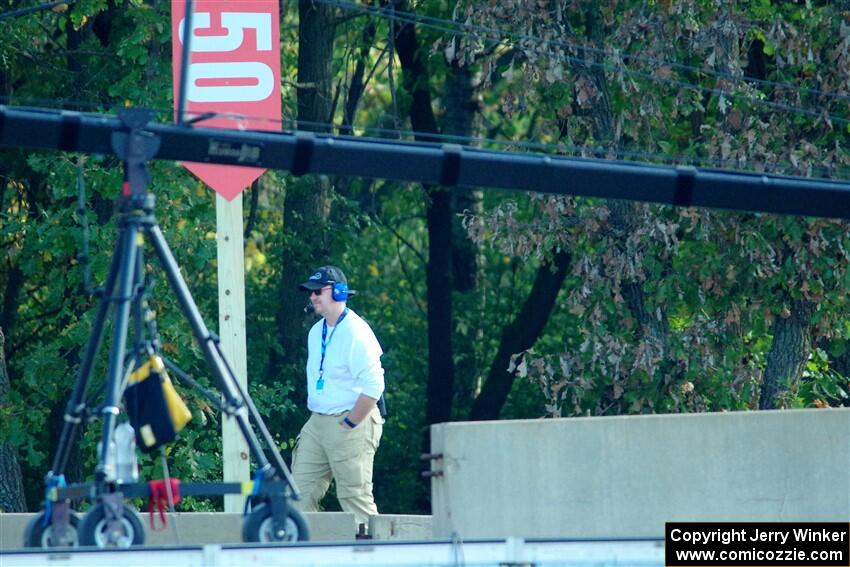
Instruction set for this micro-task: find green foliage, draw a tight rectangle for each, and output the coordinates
[454,0,850,419]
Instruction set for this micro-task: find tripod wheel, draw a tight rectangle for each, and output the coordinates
[242,502,310,542]
[79,502,145,547]
[23,511,81,548]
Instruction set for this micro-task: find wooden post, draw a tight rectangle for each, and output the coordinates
[216,193,249,513]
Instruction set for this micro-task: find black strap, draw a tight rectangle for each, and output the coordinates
[439,144,463,186]
[59,112,82,152]
[291,131,315,177]
[673,166,697,208]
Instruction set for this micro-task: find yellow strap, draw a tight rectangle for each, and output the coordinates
[128,359,152,385]
[128,355,167,385]
[162,376,192,432]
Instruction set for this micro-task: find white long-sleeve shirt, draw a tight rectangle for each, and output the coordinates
[305,309,385,414]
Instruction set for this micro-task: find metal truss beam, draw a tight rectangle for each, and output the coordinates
[1,105,848,219]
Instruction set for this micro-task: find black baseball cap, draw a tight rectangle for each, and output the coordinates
[298,266,348,291]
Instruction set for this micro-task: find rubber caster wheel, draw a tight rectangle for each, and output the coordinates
[23,511,81,548]
[78,502,145,547]
[242,502,310,542]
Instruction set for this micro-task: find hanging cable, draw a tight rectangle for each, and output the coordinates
[319,0,850,104]
[75,158,93,295]
[3,2,847,128]
[176,0,195,125]
[318,0,850,126]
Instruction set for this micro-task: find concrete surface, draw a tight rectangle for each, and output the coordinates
[369,514,432,540]
[0,511,434,548]
[0,511,357,548]
[429,408,850,539]
[144,511,357,544]
[0,538,664,567]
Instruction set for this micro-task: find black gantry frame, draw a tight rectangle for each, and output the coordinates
[0,104,849,219]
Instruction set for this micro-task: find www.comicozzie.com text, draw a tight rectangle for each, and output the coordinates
[674,547,845,563]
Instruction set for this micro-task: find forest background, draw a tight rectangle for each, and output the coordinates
[1,0,849,515]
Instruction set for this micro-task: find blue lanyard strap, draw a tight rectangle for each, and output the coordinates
[319,308,348,377]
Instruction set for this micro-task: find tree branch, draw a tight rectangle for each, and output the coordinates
[469,250,571,420]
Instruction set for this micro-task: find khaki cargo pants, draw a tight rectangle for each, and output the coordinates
[291,407,383,529]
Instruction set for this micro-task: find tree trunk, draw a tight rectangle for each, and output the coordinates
[0,327,27,512]
[575,5,671,407]
[759,300,813,409]
[394,2,455,429]
[608,200,669,344]
[65,7,89,108]
[443,62,483,413]
[832,349,850,408]
[393,2,455,512]
[335,19,378,199]
[268,1,337,379]
[469,251,571,420]
[444,62,481,293]
[1,265,24,342]
[341,20,377,135]
[296,0,336,133]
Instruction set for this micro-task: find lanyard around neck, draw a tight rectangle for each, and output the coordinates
[319,308,349,377]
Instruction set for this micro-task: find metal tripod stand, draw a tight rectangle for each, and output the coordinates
[25,109,305,548]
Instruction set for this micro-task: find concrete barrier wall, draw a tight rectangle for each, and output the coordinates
[429,408,850,539]
[369,514,432,540]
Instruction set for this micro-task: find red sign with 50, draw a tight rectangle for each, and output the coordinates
[171,1,281,200]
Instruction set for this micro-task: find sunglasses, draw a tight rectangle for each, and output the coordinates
[309,287,329,296]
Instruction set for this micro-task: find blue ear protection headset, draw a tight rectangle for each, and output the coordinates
[331,281,349,302]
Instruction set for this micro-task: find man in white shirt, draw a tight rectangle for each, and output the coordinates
[291,266,385,532]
